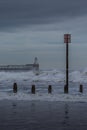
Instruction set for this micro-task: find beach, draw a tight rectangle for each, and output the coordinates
[0,0,87,129]
[0,100,87,130]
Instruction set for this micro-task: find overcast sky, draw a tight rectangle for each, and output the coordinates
[0,0,87,70]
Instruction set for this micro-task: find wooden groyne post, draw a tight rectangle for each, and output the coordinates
[13,82,17,93]
[48,85,52,93]
[31,85,36,94]
[64,84,68,93]
[79,84,83,93]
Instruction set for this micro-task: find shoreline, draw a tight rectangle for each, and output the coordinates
[0,91,87,103]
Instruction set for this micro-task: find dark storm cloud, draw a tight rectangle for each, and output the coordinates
[0,0,87,30]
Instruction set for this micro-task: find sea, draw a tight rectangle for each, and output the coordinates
[0,68,87,130]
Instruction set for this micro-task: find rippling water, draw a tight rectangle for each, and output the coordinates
[0,100,87,130]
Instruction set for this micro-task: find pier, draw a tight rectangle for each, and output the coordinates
[0,57,39,71]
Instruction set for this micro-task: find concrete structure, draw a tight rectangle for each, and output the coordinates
[0,57,39,71]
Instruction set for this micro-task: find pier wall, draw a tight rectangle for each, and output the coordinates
[0,64,39,71]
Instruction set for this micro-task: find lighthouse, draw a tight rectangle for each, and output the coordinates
[33,57,39,75]
[34,57,38,64]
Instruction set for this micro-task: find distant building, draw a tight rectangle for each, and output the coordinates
[0,57,39,72]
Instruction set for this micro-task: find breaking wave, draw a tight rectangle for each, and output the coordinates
[0,68,87,102]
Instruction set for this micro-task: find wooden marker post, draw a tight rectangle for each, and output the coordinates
[13,82,17,93]
[31,85,36,94]
[48,85,52,93]
[79,84,83,93]
[64,34,71,93]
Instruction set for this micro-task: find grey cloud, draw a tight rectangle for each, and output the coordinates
[0,0,87,30]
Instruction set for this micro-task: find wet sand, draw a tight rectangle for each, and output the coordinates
[0,100,87,130]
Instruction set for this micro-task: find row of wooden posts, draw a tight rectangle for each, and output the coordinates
[13,83,52,94]
[64,84,83,93]
[13,82,83,94]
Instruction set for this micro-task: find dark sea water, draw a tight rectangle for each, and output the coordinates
[0,100,87,130]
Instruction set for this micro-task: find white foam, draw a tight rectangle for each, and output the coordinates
[0,69,87,102]
[0,69,87,83]
[0,92,87,102]
[69,71,82,83]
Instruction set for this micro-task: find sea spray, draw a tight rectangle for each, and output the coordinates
[0,69,87,101]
